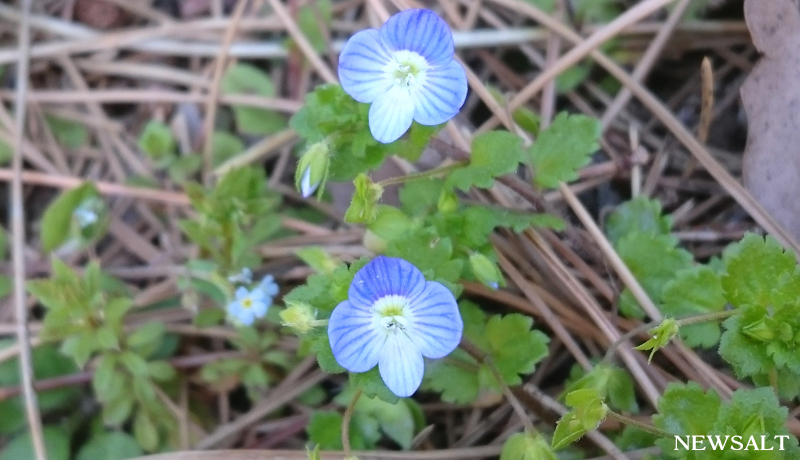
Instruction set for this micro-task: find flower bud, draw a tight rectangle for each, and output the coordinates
[469,253,503,289]
[742,319,774,342]
[437,190,458,213]
[279,302,317,335]
[295,142,330,198]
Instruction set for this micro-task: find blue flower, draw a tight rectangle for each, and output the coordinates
[328,256,463,397]
[258,274,280,298]
[227,286,268,326]
[338,9,468,144]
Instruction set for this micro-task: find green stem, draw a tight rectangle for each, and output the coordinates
[377,161,468,187]
[342,388,361,458]
[460,339,535,433]
[675,309,738,327]
[601,309,739,365]
[605,409,674,439]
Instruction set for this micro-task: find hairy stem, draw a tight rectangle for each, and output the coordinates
[601,309,738,365]
[605,409,673,439]
[377,160,468,187]
[342,388,362,457]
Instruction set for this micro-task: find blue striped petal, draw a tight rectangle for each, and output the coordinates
[338,29,393,103]
[348,256,426,309]
[406,281,462,358]
[328,300,383,372]
[378,332,424,397]
[413,60,468,126]
[379,9,454,66]
[368,86,416,143]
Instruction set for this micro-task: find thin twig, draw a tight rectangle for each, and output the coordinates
[11,1,47,459]
[202,0,250,185]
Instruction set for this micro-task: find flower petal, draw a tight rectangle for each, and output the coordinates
[235,286,249,300]
[378,333,424,397]
[369,86,415,144]
[380,9,454,66]
[250,288,265,302]
[338,29,393,103]
[413,60,468,126]
[328,300,383,372]
[349,256,426,309]
[259,275,280,297]
[251,301,268,318]
[238,309,255,326]
[406,281,462,359]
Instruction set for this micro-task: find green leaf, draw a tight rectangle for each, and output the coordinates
[615,232,693,318]
[350,367,399,404]
[212,131,245,166]
[530,112,600,188]
[344,173,384,224]
[501,432,558,460]
[221,64,286,135]
[653,381,719,437]
[721,233,796,308]
[423,349,479,404]
[446,131,525,191]
[295,247,339,275]
[399,178,443,216]
[137,120,175,166]
[45,114,88,148]
[40,182,102,252]
[133,410,160,452]
[103,394,135,426]
[76,432,142,460]
[167,154,202,183]
[307,411,344,450]
[552,389,606,450]
[127,322,165,351]
[0,427,70,460]
[564,363,638,413]
[147,360,176,382]
[661,266,726,348]
[605,196,673,246]
[485,314,549,385]
[352,394,417,450]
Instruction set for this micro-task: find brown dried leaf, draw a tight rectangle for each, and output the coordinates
[742,0,800,240]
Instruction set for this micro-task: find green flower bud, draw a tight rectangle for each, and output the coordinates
[634,318,679,362]
[279,302,318,335]
[295,142,330,198]
[742,319,775,342]
[437,190,458,213]
[469,253,504,289]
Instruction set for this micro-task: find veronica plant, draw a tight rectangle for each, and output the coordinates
[327,256,463,397]
[338,9,468,143]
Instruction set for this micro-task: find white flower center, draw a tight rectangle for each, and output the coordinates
[386,50,428,89]
[373,295,412,334]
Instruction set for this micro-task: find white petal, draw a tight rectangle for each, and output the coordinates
[406,281,463,359]
[300,167,318,198]
[338,29,393,103]
[369,86,415,144]
[413,60,468,126]
[328,300,383,372]
[378,332,424,397]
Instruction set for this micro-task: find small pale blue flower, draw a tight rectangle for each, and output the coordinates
[227,286,268,326]
[338,9,468,144]
[73,207,98,228]
[258,274,280,298]
[328,256,463,397]
[228,268,253,284]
